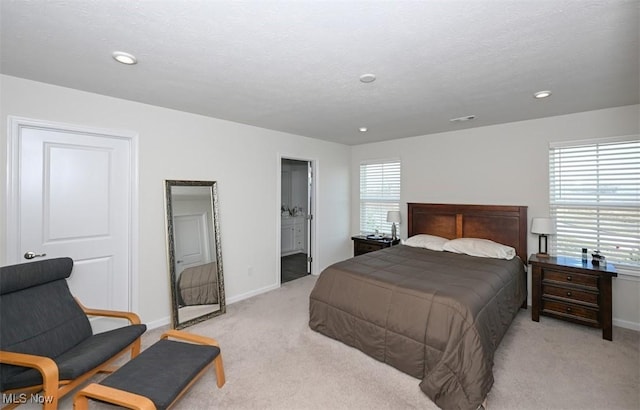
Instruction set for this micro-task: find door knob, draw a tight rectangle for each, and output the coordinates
[24,251,47,260]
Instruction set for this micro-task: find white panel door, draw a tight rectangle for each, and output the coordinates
[9,119,134,313]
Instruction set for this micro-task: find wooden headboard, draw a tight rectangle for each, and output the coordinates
[407,203,528,262]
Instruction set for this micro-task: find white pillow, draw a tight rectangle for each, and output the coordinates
[442,238,516,260]
[403,234,448,251]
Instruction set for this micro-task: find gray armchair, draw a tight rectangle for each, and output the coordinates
[0,257,146,409]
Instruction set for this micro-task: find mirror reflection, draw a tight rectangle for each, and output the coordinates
[164,180,225,329]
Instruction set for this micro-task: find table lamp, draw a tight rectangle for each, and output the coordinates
[387,211,401,241]
[531,217,555,257]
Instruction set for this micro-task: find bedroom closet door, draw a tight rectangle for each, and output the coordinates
[6,117,137,330]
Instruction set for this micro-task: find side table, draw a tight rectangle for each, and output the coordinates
[529,254,617,340]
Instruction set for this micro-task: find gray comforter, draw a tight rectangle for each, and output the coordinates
[309,245,526,410]
[178,262,218,306]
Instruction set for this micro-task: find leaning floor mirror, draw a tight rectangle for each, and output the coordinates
[164,180,225,329]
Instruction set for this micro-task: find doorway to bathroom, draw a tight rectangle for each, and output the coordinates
[280,158,313,283]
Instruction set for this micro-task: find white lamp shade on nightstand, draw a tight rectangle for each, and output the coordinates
[531,218,555,235]
[386,211,401,224]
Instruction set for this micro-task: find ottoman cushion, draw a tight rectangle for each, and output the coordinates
[99,339,220,410]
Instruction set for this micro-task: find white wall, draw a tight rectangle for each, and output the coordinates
[2,74,637,330]
[0,75,352,328]
[351,105,640,330]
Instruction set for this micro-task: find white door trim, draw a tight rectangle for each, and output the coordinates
[5,116,140,312]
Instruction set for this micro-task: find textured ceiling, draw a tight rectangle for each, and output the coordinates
[1,0,638,145]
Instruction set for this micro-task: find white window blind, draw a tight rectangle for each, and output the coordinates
[360,159,401,235]
[549,136,640,269]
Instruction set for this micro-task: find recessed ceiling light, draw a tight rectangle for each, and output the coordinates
[112,51,137,65]
[359,74,376,83]
[449,115,476,123]
[534,90,552,99]
[359,127,368,132]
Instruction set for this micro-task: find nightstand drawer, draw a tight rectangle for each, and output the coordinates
[543,270,598,289]
[542,299,599,323]
[356,242,383,253]
[542,284,598,305]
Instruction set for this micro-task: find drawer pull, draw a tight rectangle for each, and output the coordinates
[566,307,572,313]
[566,291,572,297]
[566,275,572,281]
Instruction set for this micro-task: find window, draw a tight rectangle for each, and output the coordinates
[549,136,640,270]
[359,159,401,235]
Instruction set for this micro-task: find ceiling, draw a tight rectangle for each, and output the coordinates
[1,0,638,145]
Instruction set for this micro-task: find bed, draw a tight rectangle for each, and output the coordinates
[309,203,528,410]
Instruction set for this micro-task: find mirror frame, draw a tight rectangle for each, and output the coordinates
[164,179,225,329]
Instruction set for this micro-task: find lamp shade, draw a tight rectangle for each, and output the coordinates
[531,217,555,235]
[386,211,401,224]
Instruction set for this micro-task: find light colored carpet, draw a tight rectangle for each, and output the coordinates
[37,275,640,409]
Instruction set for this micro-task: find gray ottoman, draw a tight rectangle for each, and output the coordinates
[74,330,225,410]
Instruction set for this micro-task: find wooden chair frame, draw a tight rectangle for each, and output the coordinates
[1,300,143,410]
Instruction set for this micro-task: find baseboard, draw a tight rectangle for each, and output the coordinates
[147,295,638,332]
[145,283,281,331]
[226,282,280,304]
[146,316,171,331]
[613,318,640,332]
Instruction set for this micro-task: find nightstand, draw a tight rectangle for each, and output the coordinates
[529,254,617,341]
[351,235,400,256]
